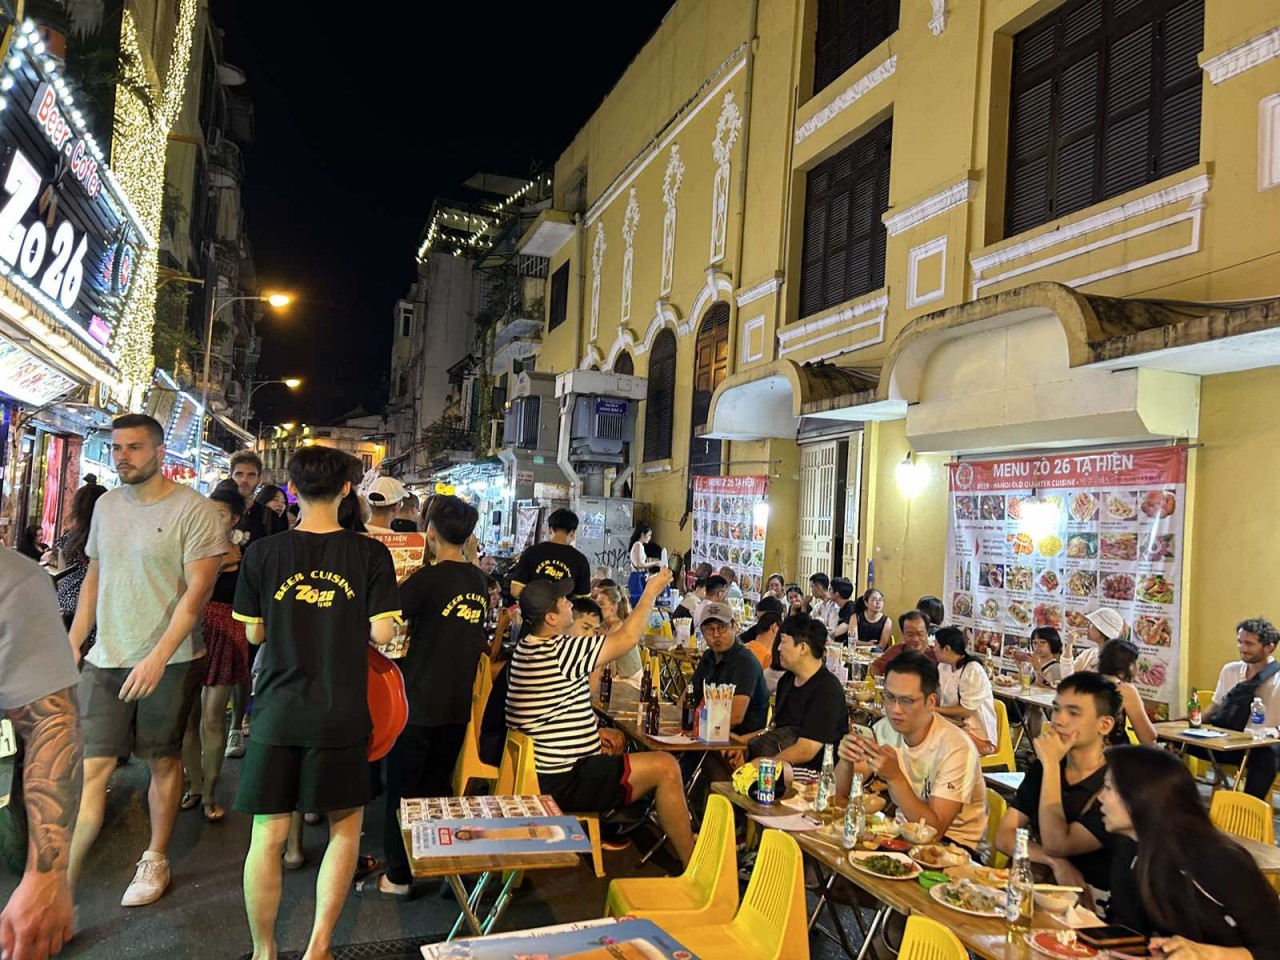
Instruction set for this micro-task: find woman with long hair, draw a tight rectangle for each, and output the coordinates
[54,483,108,650]
[765,573,786,601]
[934,627,997,756]
[15,523,47,561]
[254,483,290,535]
[628,522,661,573]
[1096,639,1158,746]
[594,583,643,680]
[851,587,892,647]
[1101,745,1280,957]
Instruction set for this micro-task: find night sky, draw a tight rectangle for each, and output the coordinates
[213,2,673,428]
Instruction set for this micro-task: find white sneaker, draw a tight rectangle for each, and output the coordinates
[121,853,170,906]
[225,728,245,758]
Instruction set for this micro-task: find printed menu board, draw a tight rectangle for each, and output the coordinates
[368,531,428,584]
[944,447,1187,719]
[421,917,697,960]
[691,475,768,602]
[409,816,591,859]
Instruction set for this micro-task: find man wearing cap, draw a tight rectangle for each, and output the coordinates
[684,602,769,735]
[505,569,696,866]
[363,476,410,535]
[1073,608,1126,674]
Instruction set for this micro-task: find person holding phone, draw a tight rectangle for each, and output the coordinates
[1099,745,1280,960]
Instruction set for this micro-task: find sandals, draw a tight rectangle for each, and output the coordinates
[283,850,306,870]
[353,876,418,901]
[180,791,202,811]
[353,853,381,882]
[202,803,225,823]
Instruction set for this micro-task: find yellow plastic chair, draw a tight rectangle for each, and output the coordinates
[671,829,809,960]
[604,793,738,926]
[497,730,605,878]
[1209,790,1275,845]
[900,915,968,960]
[985,788,1009,869]
[451,659,498,795]
[981,700,1017,773]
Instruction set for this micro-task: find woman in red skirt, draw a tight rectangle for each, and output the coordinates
[181,487,248,821]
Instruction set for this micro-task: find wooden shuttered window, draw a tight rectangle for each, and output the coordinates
[1005,0,1204,237]
[614,352,634,375]
[799,117,892,320]
[547,262,569,332]
[643,330,676,462]
[813,0,901,95]
[689,303,730,481]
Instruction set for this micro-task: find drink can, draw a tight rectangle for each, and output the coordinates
[756,758,778,804]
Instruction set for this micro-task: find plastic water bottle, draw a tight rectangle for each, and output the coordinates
[1247,697,1267,740]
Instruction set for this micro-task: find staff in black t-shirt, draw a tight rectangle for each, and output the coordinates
[231,445,401,959]
[997,672,1121,910]
[362,495,489,899]
[508,508,592,599]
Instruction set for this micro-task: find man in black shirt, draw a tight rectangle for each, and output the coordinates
[508,508,592,598]
[747,614,847,772]
[232,445,401,960]
[684,602,769,734]
[365,495,489,899]
[997,672,1122,911]
[228,451,275,546]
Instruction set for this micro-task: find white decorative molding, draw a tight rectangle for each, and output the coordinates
[660,145,684,296]
[689,271,735,335]
[621,187,640,324]
[742,315,766,364]
[634,301,684,356]
[1261,93,1280,191]
[580,343,604,369]
[709,92,742,264]
[883,178,976,236]
[1202,26,1280,85]
[605,326,638,369]
[906,236,948,309]
[929,0,947,37]
[971,175,1211,297]
[779,308,886,359]
[735,274,783,307]
[794,55,897,146]
[589,221,606,342]
[585,51,747,227]
[777,292,889,357]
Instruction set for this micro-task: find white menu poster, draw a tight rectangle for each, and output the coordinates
[690,475,768,602]
[944,447,1187,719]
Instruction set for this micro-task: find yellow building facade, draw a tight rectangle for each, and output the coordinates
[533,0,1280,696]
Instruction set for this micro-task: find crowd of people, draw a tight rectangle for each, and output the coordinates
[1,412,1278,960]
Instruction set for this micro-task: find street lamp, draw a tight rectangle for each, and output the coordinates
[195,292,292,490]
[243,376,302,426]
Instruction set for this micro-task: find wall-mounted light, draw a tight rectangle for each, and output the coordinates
[896,451,928,498]
[752,500,770,528]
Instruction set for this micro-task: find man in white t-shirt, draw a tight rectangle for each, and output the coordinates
[1204,617,1280,798]
[837,649,988,853]
[808,573,839,634]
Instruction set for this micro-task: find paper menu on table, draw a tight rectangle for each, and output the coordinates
[746,813,821,831]
[400,794,561,825]
[409,816,591,859]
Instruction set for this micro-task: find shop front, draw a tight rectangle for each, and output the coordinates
[0,24,152,545]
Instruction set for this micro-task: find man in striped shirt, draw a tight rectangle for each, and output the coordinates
[506,567,694,866]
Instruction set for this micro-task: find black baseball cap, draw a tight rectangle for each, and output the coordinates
[519,578,574,626]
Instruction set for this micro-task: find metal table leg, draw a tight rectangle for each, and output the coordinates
[855,906,887,960]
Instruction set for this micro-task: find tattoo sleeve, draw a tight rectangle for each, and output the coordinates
[6,686,83,873]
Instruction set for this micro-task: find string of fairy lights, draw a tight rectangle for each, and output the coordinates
[415,175,553,262]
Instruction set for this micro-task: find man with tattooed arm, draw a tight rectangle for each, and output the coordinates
[0,550,83,960]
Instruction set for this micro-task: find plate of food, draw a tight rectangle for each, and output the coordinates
[1037,534,1064,558]
[1104,492,1138,521]
[1140,489,1176,519]
[1037,570,1061,594]
[1067,569,1098,598]
[930,880,1006,918]
[1070,492,1099,522]
[1007,496,1025,520]
[1027,931,1105,960]
[955,496,978,520]
[909,843,970,869]
[1100,533,1138,561]
[1007,600,1033,628]
[1140,534,1175,563]
[1066,534,1098,559]
[980,496,1007,520]
[1101,573,1136,601]
[952,593,974,617]
[1033,603,1063,630]
[1136,574,1174,604]
[979,598,1001,620]
[849,851,921,881]
[1133,615,1172,647]
[1007,566,1034,591]
[1065,610,1091,630]
[1011,532,1035,556]
[945,864,1009,886]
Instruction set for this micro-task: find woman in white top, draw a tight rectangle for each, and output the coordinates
[933,627,997,756]
[628,523,662,574]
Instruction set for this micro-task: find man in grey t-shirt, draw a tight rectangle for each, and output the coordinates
[67,414,224,909]
[0,550,82,960]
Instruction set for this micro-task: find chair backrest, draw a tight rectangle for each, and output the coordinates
[981,700,1017,772]
[683,793,740,912]
[1209,790,1275,845]
[496,730,541,796]
[733,829,809,959]
[1196,689,1214,712]
[900,915,968,960]
[472,658,494,728]
[985,788,1009,869]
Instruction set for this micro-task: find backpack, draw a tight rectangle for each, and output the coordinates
[1212,661,1280,731]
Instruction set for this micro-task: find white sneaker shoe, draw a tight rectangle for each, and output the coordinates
[225,728,245,758]
[121,853,170,907]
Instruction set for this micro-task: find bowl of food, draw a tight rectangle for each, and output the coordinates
[899,820,938,845]
[852,686,877,703]
[1034,889,1079,914]
[865,812,900,839]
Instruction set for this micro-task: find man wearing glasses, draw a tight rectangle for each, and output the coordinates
[836,649,988,856]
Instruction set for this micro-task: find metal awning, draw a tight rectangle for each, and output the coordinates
[210,410,254,444]
[704,359,877,440]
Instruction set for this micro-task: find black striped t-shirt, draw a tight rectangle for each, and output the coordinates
[506,632,605,774]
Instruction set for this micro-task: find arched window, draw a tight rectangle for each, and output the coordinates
[690,302,730,481]
[643,331,676,462]
[614,352,634,375]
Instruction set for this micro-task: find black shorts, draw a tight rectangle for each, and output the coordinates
[78,659,203,760]
[538,754,632,814]
[234,740,371,815]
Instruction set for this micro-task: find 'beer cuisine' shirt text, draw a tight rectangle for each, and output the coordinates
[509,541,592,596]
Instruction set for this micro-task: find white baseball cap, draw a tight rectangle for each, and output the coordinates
[365,475,409,507]
[1085,607,1125,640]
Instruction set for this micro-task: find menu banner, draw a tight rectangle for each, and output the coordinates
[368,531,428,584]
[691,475,768,602]
[944,447,1187,718]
